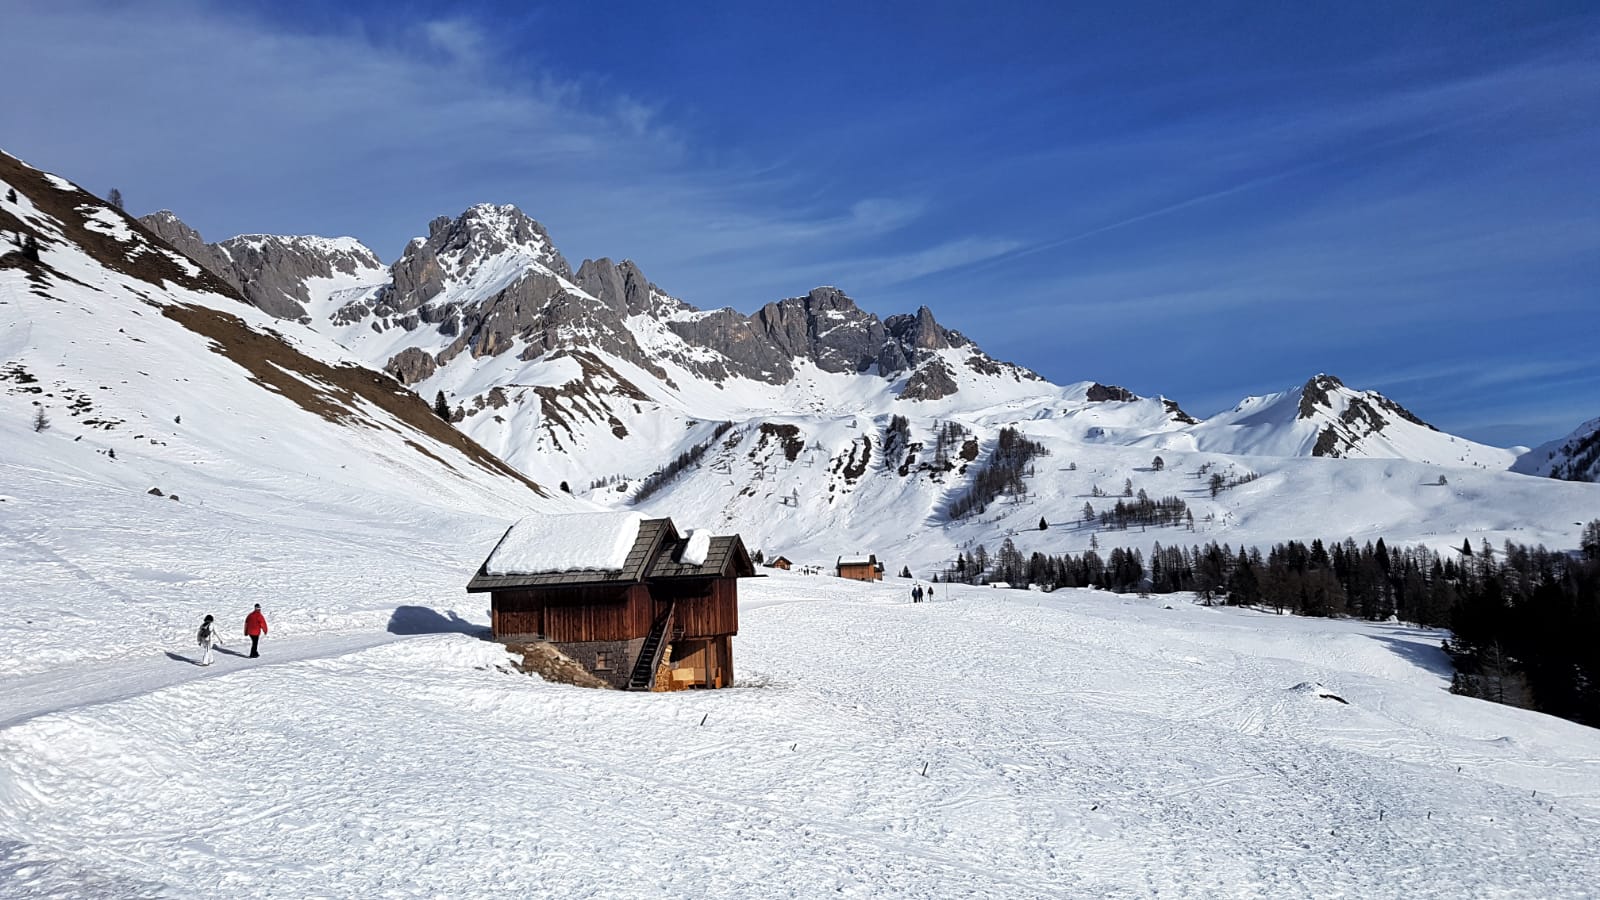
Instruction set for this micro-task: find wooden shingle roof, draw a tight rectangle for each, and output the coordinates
[649,535,757,580]
[466,518,677,592]
[466,517,760,593]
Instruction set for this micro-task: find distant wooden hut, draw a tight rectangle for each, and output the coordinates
[836,554,882,581]
[769,556,793,571]
[467,514,755,690]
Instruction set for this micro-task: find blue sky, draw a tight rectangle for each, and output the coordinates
[3,0,1596,446]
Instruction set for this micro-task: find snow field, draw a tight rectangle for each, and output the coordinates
[4,574,1598,897]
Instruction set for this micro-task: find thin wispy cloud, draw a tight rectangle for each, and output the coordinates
[0,0,981,294]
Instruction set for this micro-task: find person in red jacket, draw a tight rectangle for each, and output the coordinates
[244,604,268,658]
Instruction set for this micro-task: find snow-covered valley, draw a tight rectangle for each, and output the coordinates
[5,508,1599,896]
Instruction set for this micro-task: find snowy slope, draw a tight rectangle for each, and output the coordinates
[125,202,1597,579]
[1514,416,1600,483]
[612,410,1600,578]
[0,150,578,673]
[1189,374,1515,467]
[4,569,1600,897]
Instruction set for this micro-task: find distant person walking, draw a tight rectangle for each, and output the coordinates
[912,583,924,603]
[196,614,222,666]
[244,604,268,658]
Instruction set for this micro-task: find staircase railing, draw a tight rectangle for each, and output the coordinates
[626,603,675,691]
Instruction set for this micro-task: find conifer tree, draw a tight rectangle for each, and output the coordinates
[433,390,450,420]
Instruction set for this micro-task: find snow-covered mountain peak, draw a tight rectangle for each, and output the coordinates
[1186,373,1514,467]
[421,202,570,280]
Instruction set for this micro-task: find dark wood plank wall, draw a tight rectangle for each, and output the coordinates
[651,579,738,637]
[546,583,653,641]
[492,584,654,641]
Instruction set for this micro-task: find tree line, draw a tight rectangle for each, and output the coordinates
[941,523,1600,727]
[946,427,1049,520]
[631,421,735,504]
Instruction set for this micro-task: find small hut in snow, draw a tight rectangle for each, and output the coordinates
[768,556,793,571]
[836,554,882,582]
[466,512,755,690]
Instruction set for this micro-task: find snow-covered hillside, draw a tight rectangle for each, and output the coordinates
[125,199,1600,578]
[1,150,577,671]
[611,412,1599,578]
[1514,416,1600,483]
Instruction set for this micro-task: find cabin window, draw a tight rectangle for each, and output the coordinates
[594,651,610,671]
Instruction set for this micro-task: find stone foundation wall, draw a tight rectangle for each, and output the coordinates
[556,637,646,690]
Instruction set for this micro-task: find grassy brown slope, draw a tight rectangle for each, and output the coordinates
[163,301,545,494]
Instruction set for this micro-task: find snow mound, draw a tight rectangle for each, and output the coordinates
[1288,682,1349,704]
[681,528,711,566]
[485,511,644,575]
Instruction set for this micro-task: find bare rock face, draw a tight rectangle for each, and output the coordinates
[138,211,239,289]
[1163,398,1200,425]
[1087,383,1139,402]
[885,306,956,354]
[142,199,1040,404]
[898,358,960,401]
[1296,374,1438,458]
[383,346,438,385]
[376,204,571,320]
[575,257,659,317]
[138,210,383,320]
[753,287,888,375]
[217,235,383,320]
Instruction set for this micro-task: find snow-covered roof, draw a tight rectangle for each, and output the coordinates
[469,517,754,590]
[838,555,877,566]
[483,511,644,576]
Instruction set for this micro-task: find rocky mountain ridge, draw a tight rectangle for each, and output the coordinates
[121,194,1560,497]
[138,204,1039,402]
[9,147,1598,571]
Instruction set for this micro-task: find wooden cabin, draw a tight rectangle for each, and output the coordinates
[466,515,755,690]
[768,556,793,571]
[836,554,882,582]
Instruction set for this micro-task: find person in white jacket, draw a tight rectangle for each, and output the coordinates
[196,614,224,666]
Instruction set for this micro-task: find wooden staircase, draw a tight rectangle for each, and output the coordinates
[626,604,675,691]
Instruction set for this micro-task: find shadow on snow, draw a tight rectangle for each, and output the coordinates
[386,605,488,637]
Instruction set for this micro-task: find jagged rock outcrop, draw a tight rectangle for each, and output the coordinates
[374,204,571,319]
[575,257,660,317]
[138,211,384,320]
[384,346,438,385]
[751,287,887,375]
[1296,374,1438,458]
[1162,399,1199,425]
[143,202,1042,401]
[139,210,238,287]
[1087,383,1139,403]
[898,358,960,401]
